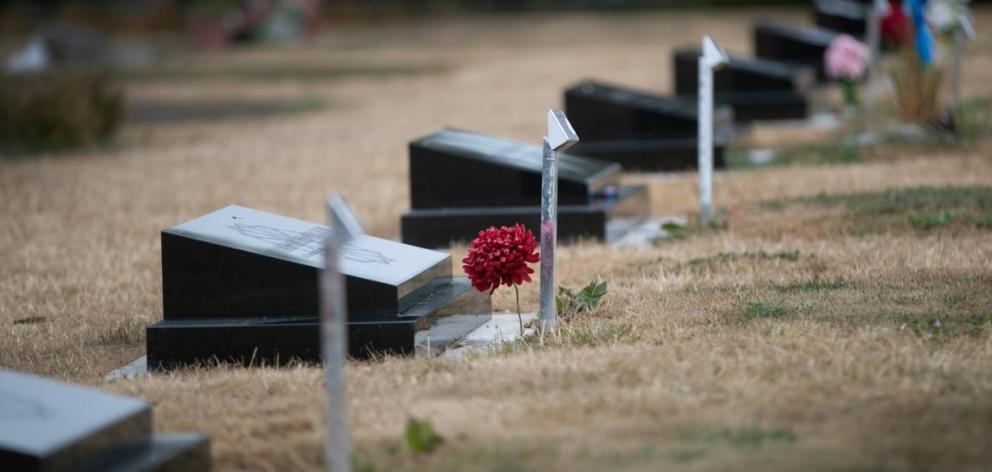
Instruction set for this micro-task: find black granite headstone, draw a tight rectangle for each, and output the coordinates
[673,48,815,122]
[146,205,491,370]
[401,129,649,248]
[0,369,209,471]
[814,0,869,38]
[563,80,734,171]
[754,22,837,81]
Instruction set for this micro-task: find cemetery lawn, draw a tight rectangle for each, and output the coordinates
[3,7,992,471]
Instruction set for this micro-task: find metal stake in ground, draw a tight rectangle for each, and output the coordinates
[323,194,361,472]
[865,0,890,114]
[867,0,889,79]
[539,110,579,334]
[697,36,728,226]
[951,9,976,112]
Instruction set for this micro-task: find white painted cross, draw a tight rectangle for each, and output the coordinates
[539,110,578,334]
[322,194,353,472]
[697,36,728,226]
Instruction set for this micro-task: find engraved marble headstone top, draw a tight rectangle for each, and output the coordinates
[418,129,617,185]
[0,368,148,458]
[166,205,447,286]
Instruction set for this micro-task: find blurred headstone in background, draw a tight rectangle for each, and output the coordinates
[185,0,322,50]
[3,23,144,73]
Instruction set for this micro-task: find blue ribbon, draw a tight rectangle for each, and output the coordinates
[908,0,934,65]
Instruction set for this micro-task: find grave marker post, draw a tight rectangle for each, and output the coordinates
[539,110,579,334]
[864,0,890,114]
[697,36,729,226]
[322,195,354,472]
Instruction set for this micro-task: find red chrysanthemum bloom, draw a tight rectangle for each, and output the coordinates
[462,224,540,294]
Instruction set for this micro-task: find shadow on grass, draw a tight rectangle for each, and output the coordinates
[125,97,325,125]
[122,62,451,84]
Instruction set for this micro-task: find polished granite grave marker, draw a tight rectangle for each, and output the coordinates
[754,22,837,81]
[146,204,491,370]
[674,47,816,122]
[563,80,734,171]
[400,128,649,248]
[814,0,870,38]
[0,368,209,471]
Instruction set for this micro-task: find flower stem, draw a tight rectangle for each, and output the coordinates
[514,284,523,337]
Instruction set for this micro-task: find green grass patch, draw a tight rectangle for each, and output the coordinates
[688,250,801,267]
[726,141,861,170]
[737,300,792,320]
[652,216,727,244]
[955,96,992,142]
[775,278,849,293]
[673,425,797,448]
[765,186,992,234]
[671,448,707,462]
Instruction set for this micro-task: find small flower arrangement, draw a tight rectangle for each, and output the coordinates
[824,34,871,114]
[462,224,540,336]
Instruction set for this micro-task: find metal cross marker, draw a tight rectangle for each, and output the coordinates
[952,6,976,112]
[322,194,353,472]
[697,36,728,226]
[539,110,578,334]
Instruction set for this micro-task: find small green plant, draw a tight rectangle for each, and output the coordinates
[661,221,688,240]
[556,276,607,319]
[907,209,953,230]
[405,417,443,454]
[688,250,800,267]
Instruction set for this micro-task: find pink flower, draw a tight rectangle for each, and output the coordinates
[824,34,871,80]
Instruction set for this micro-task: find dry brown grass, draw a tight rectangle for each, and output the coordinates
[3,7,992,471]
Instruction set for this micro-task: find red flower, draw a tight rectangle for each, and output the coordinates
[882,0,909,49]
[462,224,540,294]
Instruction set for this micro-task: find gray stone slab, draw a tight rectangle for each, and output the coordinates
[105,356,148,382]
[0,368,150,471]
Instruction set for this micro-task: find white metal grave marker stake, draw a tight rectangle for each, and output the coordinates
[864,0,891,114]
[697,36,728,226]
[539,110,579,334]
[952,9,976,111]
[323,194,362,472]
[867,0,890,79]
